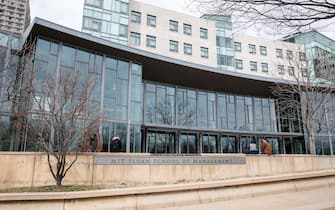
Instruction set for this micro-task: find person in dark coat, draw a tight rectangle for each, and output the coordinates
[110,135,121,152]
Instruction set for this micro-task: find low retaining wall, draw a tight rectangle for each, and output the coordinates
[0,152,335,189]
[1,170,335,210]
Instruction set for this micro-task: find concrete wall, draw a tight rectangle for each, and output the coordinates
[1,152,335,190]
[233,33,306,80]
[1,170,335,210]
[128,0,217,68]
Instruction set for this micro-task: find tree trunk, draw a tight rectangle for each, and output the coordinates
[307,130,316,155]
[56,176,62,188]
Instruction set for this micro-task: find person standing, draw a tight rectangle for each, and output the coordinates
[262,139,272,155]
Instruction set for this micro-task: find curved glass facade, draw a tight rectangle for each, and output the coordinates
[144,81,278,133]
[0,34,334,155]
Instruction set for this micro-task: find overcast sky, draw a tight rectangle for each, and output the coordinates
[30,0,334,40]
[29,0,195,30]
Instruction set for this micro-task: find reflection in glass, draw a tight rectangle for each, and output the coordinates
[198,92,207,127]
[221,136,236,153]
[180,133,197,154]
[240,136,255,153]
[147,131,175,153]
[217,95,227,129]
[145,83,175,125]
[236,96,245,130]
[61,45,75,67]
[227,95,236,130]
[202,134,217,153]
[102,121,127,152]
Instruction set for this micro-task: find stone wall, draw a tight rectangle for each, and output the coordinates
[1,152,335,189]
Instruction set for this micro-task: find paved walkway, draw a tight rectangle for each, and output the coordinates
[158,186,335,210]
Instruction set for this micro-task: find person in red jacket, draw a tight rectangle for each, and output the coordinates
[262,139,272,155]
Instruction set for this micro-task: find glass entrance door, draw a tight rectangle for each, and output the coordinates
[147,131,176,154]
[240,136,256,153]
[284,137,306,154]
[221,135,237,153]
[258,137,280,154]
[180,133,198,154]
[202,134,217,153]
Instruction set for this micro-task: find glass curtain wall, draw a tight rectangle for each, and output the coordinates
[201,15,234,71]
[144,81,278,133]
[83,0,129,44]
[301,93,335,155]
[0,37,143,152]
[0,32,21,151]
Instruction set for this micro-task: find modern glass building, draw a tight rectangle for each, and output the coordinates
[0,18,334,155]
[82,0,129,44]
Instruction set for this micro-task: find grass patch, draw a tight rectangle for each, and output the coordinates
[0,179,211,193]
[0,185,106,193]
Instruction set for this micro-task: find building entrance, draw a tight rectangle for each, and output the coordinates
[143,127,305,155]
[180,133,198,154]
[147,131,176,153]
[221,135,237,153]
[201,134,218,153]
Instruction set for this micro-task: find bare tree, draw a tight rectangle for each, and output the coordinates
[272,51,335,155]
[0,35,102,186]
[191,0,335,34]
[27,67,101,187]
[15,50,101,187]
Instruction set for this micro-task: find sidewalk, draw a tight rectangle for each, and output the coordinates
[158,186,335,210]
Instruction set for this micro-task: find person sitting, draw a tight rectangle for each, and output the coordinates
[262,139,272,155]
[110,135,121,152]
[248,140,259,154]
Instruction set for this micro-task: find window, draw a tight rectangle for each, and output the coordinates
[250,61,257,71]
[147,15,156,27]
[200,27,208,39]
[83,17,101,31]
[235,59,243,69]
[278,65,285,75]
[184,43,192,55]
[131,11,141,23]
[85,0,103,8]
[146,35,156,48]
[217,55,234,66]
[119,24,128,37]
[120,2,129,14]
[130,32,140,45]
[276,48,283,58]
[249,44,256,54]
[286,50,293,60]
[301,68,308,77]
[288,66,294,76]
[234,42,241,52]
[201,47,208,58]
[169,40,178,52]
[169,20,178,32]
[261,63,268,72]
[299,52,306,61]
[260,46,267,56]
[217,37,233,48]
[183,23,192,35]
